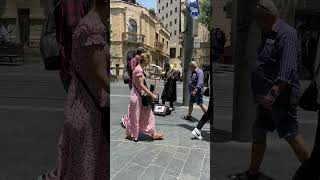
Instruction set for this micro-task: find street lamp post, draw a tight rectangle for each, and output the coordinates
[182,2,194,106]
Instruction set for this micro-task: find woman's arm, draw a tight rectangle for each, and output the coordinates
[138,76,155,98]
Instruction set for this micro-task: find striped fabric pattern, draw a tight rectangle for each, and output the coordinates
[252,20,302,104]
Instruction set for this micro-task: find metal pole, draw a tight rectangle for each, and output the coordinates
[231,0,260,142]
[182,3,194,106]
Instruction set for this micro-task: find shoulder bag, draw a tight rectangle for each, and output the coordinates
[299,62,320,111]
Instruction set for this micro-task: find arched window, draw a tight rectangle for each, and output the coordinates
[128,19,137,33]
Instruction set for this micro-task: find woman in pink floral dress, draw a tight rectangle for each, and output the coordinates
[39,0,109,179]
[124,53,163,142]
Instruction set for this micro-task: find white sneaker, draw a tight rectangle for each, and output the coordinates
[192,128,203,140]
[121,116,126,128]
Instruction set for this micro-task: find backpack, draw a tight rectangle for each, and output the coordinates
[40,0,62,70]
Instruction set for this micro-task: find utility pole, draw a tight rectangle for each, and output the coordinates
[182,2,194,106]
[231,0,260,142]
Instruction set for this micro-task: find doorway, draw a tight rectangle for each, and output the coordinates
[116,64,120,76]
[17,8,30,46]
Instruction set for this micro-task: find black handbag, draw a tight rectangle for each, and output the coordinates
[74,69,109,142]
[299,63,320,111]
[132,80,152,107]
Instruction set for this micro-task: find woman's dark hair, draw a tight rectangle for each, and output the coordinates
[215,29,226,47]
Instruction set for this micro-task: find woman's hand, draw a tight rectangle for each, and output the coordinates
[151,94,158,101]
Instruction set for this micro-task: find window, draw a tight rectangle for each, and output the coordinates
[171,0,173,4]
[175,19,177,24]
[175,7,177,12]
[159,9,160,13]
[170,32,172,36]
[170,48,176,58]
[166,3,168,7]
[128,19,137,33]
[166,14,168,18]
[156,33,159,41]
[174,30,177,35]
[159,0,160,3]
[170,10,172,15]
[170,22,172,26]
[166,24,168,28]
[167,41,169,48]
[162,38,165,43]
[162,16,164,20]
[162,6,164,10]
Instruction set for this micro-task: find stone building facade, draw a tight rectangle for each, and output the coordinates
[0,0,47,47]
[110,0,170,77]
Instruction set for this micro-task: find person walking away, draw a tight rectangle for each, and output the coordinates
[230,1,309,179]
[161,62,178,108]
[123,53,163,142]
[292,27,320,180]
[192,71,211,140]
[55,0,92,92]
[302,31,318,79]
[181,61,207,121]
[121,47,145,127]
[214,28,226,63]
[0,21,9,44]
[38,0,109,179]
[127,47,145,90]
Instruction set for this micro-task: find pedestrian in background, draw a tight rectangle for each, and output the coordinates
[230,1,309,179]
[38,0,109,178]
[192,71,211,140]
[181,61,207,121]
[293,27,320,180]
[161,62,178,108]
[55,0,92,92]
[124,53,163,142]
[122,47,145,128]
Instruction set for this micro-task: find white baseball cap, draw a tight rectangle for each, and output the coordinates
[257,0,278,16]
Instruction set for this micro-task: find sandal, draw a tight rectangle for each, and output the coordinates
[125,135,138,142]
[181,116,192,121]
[152,133,163,140]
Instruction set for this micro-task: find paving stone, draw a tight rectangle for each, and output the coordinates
[151,151,174,168]
[200,172,210,180]
[177,147,190,154]
[181,149,206,177]
[174,152,188,160]
[165,158,185,177]
[161,173,178,180]
[139,165,165,180]
[178,174,199,180]
[131,144,162,167]
[112,163,145,180]
[201,158,210,174]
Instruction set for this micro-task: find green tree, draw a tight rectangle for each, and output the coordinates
[148,8,156,17]
[198,0,210,31]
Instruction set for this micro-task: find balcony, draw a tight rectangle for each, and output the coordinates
[122,32,144,43]
[154,42,164,51]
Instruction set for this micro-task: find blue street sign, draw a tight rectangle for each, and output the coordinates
[188,0,199,19]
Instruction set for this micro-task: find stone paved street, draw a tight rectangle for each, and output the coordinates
[110,81,211,180]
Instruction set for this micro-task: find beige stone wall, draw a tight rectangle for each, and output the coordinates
[1,0,46,44]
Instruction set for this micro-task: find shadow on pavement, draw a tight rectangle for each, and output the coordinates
[227,173,276,180]
[212,128,232,143]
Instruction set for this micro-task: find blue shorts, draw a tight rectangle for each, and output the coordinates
[190,94,204,105]
[253,102,298,143]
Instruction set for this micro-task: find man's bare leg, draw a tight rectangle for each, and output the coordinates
[286,134,310,163]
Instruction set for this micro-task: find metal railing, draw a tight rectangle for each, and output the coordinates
[122,32,144,43]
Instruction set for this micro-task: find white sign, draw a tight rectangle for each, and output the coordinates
[194,38,200,48]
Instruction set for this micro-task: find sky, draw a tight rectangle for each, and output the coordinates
[136,0,157,9]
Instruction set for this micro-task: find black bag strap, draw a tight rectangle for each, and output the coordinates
[74,69,102,111]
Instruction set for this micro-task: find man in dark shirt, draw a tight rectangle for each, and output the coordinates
[231,1,309,179]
